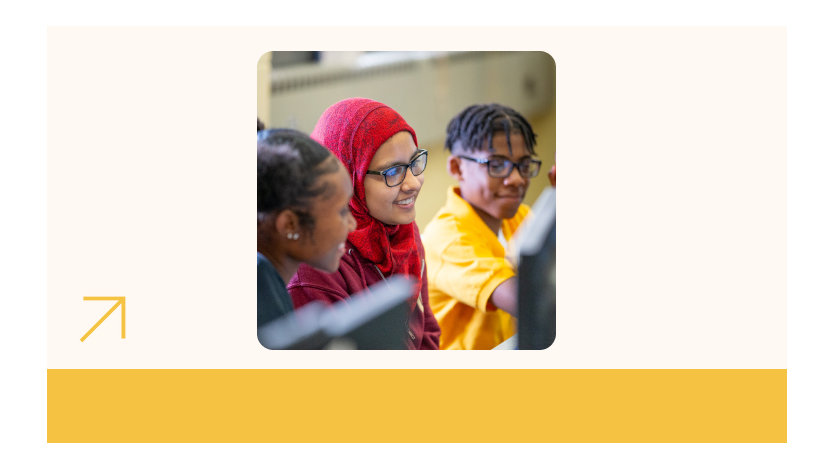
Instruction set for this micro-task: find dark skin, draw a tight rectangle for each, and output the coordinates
[449,132,535,317]
[257,161,356,284]
[257,210,304,284]
[448,142,554,316]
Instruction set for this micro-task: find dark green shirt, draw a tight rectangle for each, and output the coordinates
[257,252,294,327]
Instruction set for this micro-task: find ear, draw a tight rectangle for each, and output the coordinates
[274,209,299,239]
[447,155,464,182]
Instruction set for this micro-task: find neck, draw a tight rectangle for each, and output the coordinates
[258,244,299,285]
[470,205,501,235]
[455,187,501,234]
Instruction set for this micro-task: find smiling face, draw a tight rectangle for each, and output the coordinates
[451,131,531,232]
[364,131,423,225]
[294,158,357,272]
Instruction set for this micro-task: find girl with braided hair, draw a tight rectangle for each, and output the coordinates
[257,128,357,326]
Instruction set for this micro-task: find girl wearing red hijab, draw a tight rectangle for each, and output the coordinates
[287,98,440,349]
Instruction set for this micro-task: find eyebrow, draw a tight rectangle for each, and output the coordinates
[488,154,535,160]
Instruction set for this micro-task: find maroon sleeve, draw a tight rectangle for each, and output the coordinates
[287,263,351,310]
[418,267,441,349]
[415,232,440,350]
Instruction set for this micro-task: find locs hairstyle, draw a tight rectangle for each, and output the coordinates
[257,128,339,232]
[444,103,538,155]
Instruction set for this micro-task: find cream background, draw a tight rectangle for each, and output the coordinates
[47,26,785,369]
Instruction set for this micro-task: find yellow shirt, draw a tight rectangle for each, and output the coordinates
[422,186,530,350]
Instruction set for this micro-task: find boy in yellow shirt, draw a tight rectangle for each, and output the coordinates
[422,104,542,349]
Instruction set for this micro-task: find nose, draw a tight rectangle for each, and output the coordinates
[401,166,423,193]
[504,166,526,186]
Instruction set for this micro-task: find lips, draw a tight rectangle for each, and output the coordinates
[394,196,416,205]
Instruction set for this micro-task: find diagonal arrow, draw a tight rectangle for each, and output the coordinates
[80,296,126,342]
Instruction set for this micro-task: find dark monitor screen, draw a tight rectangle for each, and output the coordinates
[258,276,413,350]
[516,187,556,350]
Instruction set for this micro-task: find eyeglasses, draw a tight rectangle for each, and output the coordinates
[458,155,542,179]
[366,149,428,187]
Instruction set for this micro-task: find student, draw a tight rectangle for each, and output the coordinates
[287,98,441,350]
[422,103,542,349]
[257,128,356,327]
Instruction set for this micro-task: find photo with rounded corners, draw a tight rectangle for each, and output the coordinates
[257,51,556,350]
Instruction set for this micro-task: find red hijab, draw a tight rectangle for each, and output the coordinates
[311,98,423,285]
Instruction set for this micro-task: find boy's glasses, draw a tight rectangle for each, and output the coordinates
[458,155,542,179]
[366,149,428,187]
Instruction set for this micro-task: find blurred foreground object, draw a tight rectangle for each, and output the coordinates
[516,186,556,349]
[258,276,414,350]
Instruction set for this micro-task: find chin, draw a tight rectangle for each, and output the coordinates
[386,211,415,226]
[397,214,416,225]
[322,263,341,273]
[497,204,522,220]
[313,257,342,273]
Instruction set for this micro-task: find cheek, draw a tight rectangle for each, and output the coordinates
[484,178,502,196]
[364,193,383,220]
[368,185,394,207]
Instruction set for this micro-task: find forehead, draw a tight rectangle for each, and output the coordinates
[369,131,417,169]
[483,131,530,156]
[314,161,352,202]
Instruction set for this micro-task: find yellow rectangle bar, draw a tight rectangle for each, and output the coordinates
[47,369,786,443]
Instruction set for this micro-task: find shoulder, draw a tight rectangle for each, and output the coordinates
[288,242,377,295]
[257,252,283,287]
[256,252,271,270]
[423,188,470,233]
[422,204,478,254]
[290,255,348,290]
[424,206,462,233]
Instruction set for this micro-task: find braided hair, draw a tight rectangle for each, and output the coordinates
[257,128,340,232]
[445,103,537,155]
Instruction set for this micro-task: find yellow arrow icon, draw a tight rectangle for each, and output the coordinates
[80,296,126,342]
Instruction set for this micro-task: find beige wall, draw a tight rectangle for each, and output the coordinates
[259,51,556,231]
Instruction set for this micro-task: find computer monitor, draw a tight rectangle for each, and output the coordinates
[257,276,414,350]
[516,186,556,350]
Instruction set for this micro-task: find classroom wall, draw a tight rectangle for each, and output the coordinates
[257,51,556,231]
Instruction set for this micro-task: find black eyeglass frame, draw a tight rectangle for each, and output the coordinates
[365,149,429,187]
[457,154,543,179]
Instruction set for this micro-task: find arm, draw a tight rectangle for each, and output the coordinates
[288,281,348,309]
[410,232,440,349]
[432,235,516,315]
[489,276,518,317]
[287,263,351,309]
[417,259,441,349]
